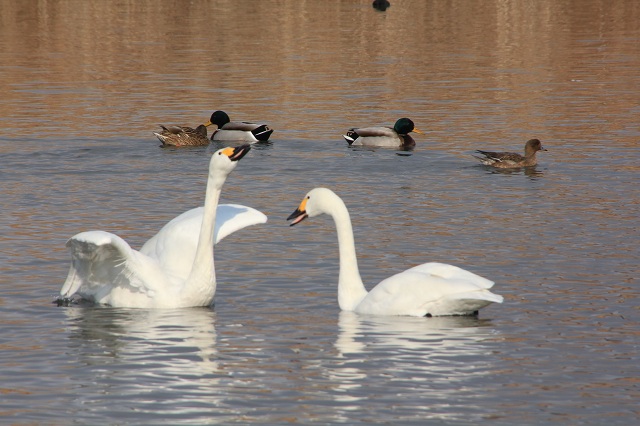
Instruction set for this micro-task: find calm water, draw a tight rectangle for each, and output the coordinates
[1,0,639,424]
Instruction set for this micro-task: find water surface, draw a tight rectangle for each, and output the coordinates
[1,1,639,424]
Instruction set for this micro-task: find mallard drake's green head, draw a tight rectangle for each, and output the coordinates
[208,111,231,128]
[394,118,424,135]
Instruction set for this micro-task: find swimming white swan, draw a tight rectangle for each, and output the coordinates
[60,145,267,308]
[287,188,503,317]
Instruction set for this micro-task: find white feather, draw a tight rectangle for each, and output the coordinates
[60,146,266,308]
[288,188,502,317]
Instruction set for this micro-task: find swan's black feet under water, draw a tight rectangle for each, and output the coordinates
[424,310,479,318]
[54,297,77,307]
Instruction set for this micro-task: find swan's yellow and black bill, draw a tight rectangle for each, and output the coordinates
[223,144,251,162]
[287,196,309,226]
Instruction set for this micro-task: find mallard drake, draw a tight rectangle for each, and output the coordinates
[343,118,424,149]
[209,110,273,142]
[473,138,547,168]
[153,123,210,147]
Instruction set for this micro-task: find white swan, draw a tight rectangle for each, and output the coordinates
[287,188,503,317]
[60,145,266,308]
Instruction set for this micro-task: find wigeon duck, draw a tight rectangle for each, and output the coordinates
[473,138,547,168]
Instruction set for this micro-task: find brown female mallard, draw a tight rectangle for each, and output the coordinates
[473,139,547,168]
[154,123,210,147]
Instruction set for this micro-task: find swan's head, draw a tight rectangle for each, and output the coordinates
[394,118,424,135]
[207,110,231,128]
[287,187,339,226]
[209,145,251,181]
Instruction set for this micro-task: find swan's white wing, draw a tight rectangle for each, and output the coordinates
[141,204,267,254]
[356,263,503,317]
[406,262,496,289]
[139,204,266,282]
[214,204,268,242]
[61,231,170,306]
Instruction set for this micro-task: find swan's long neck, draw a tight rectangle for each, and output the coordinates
[183,170,222,306]
[328,195,369,311]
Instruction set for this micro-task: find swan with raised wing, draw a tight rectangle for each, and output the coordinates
[60,145,266,308]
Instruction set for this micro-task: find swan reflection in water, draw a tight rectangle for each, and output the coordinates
[335,311,499,355]
[60,306,501,423]
[64,306,221,415]
[330,311,501,419]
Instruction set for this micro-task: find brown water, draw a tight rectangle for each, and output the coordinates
[1,1,639,424]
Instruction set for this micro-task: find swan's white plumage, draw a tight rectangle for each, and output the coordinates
[140,204,267,282]
[60,146,265,309]
[287,188,502,317]
[61,231,172,307]
[356,263,502,317]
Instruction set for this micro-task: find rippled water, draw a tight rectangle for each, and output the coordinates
[1,1,639,424]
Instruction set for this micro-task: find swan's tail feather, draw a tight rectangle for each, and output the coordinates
[427,291,502,316]
[451,290,503,304]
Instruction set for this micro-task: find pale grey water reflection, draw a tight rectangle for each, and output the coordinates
[36,305,501,424]
[62,307,227,422]
[1,0,640,424]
